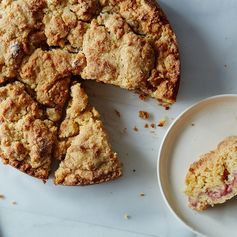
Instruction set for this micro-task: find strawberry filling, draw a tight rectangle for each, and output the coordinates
[189,174,237,208]
[207,175,237,200]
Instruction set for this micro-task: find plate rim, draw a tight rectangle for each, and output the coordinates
[157,94,237,236]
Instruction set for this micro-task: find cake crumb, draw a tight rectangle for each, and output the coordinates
[150,123,156,128]
[144,123,149,128]
[133,169,136,172]
[158,118,166,127]
[140,193,145,197]
[139,93,147,101]
[11,201,17,205]
[114,109,121,118]
[0,194,5,199]
[124,213,130,220]
[165,106,170,110]
[133,126,138,132]
[139,111,150,120]
[191,123,195,126]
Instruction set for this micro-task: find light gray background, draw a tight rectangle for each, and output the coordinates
[0,1,237,236]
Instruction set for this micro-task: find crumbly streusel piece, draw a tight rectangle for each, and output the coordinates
[80,7,179,105]
[20,48,86,121]
[99,0,180,104]
[0,82,57,179]
[185,136,237,211]
[54,83,122,185]
[81,11,155,89]
[43,0,99,49]
[0,0,46,84]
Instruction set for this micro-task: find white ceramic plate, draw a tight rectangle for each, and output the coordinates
[158,94,237,237]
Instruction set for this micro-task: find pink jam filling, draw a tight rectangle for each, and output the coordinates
[189,197,198,208]
[207,174,237,200]
[189,174,237,209]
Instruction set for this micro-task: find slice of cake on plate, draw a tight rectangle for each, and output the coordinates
[185,136,237,211]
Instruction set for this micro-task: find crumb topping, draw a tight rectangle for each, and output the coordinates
[139,111,150,120]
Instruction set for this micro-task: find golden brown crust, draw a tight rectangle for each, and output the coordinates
[98,0,180,104]
[2,158,49,180]
[0,0,46,84]
[0,82,57,180]
[0,0,180,103]
[19,48,86,121]
[54,83,122,185]
[43,0,98,49]
[41,0,180,104]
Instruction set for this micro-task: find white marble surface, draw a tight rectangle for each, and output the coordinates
[0,0,237,236]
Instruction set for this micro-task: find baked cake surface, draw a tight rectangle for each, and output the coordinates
[0,0,46,84]
[54,83,122,185]
[185,136,237,211]
[0,82,56,179]
[42,0,180,104]
[0,0,179,184]
[20,48,86,121]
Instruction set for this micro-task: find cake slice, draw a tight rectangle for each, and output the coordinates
[0,82,57,179]
[185,136,237,211]
[54,83,122,185]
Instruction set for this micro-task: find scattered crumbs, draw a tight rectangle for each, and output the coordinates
[150,123,156,129]
[139,111,150,120]
[191,123,195,126]
[158,118,166,127]
[114,109,121,118]
[140,193,145,197]
[144,123,149,128]
[133,126,138,132]
[0,194,5,199]
[11,201,17,205]
[139,93,147,101]
[224,64,227,68]
[124,213,131,220]
[165,106,170,111]
[133,169,136,172]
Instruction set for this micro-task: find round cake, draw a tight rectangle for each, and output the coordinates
[0,0,180,185]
